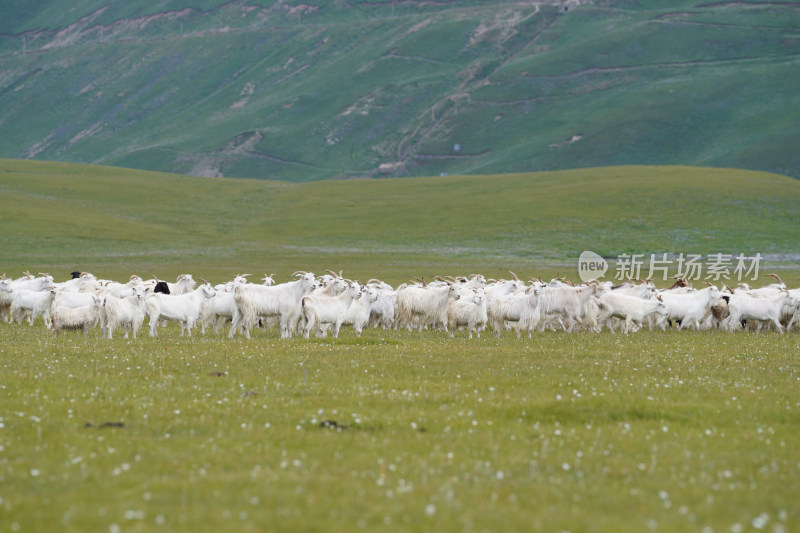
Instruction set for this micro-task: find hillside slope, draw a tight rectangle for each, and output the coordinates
[1,160,798,282]
[0,1,798,181]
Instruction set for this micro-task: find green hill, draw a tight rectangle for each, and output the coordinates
[1,160,798,283]
[0,1,798,181]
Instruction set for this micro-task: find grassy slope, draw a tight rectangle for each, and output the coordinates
[1,159,798,283]
[0,1,798,181]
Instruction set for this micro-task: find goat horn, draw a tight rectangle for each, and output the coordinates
[325,270,339,277]
[239,274,252,278]
[198,278,209,285]
[703,281,713,287]
[366,278,382,285]
[444,275,456,281]
[469,273,481,278]
[433,275,445,281]
[506,269,519,281]
[292,271,307,276]
[767,273,784,285]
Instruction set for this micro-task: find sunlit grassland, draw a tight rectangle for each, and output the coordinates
[1,325,799,532]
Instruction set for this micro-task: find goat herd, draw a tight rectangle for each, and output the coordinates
[1,270,799,340]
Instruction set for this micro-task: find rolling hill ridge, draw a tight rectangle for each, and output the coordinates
[0,1,798,181]
[1,160,798,282]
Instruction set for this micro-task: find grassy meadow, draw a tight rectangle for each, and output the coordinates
[3,325,799,532]
[2,160,800,531]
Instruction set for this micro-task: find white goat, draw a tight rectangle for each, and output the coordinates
[447,288,488,338]
[50,301,99,336]
[365,280,396,329]
[656,286,720,331]
[56,272,98,292]
[536,284,597,332]
[101,275,143,298]
[0,277,14,322]
[200,275,249,335]
[725,291,798,333]
[230,272,317,339]
[11,272,54,293]
[169,274,197,294]
[396,282,460,332]
[147,281,216,337]
[103,285,148,339]
[342,285,379,337]
[597,292,667,334]
[54,287,97,310]
[301,281,362,339]
[10,286,57,327]
[487,286,541,338]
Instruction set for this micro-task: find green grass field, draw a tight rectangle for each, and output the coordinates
[3,325,799,532]
[2,160,800,531]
